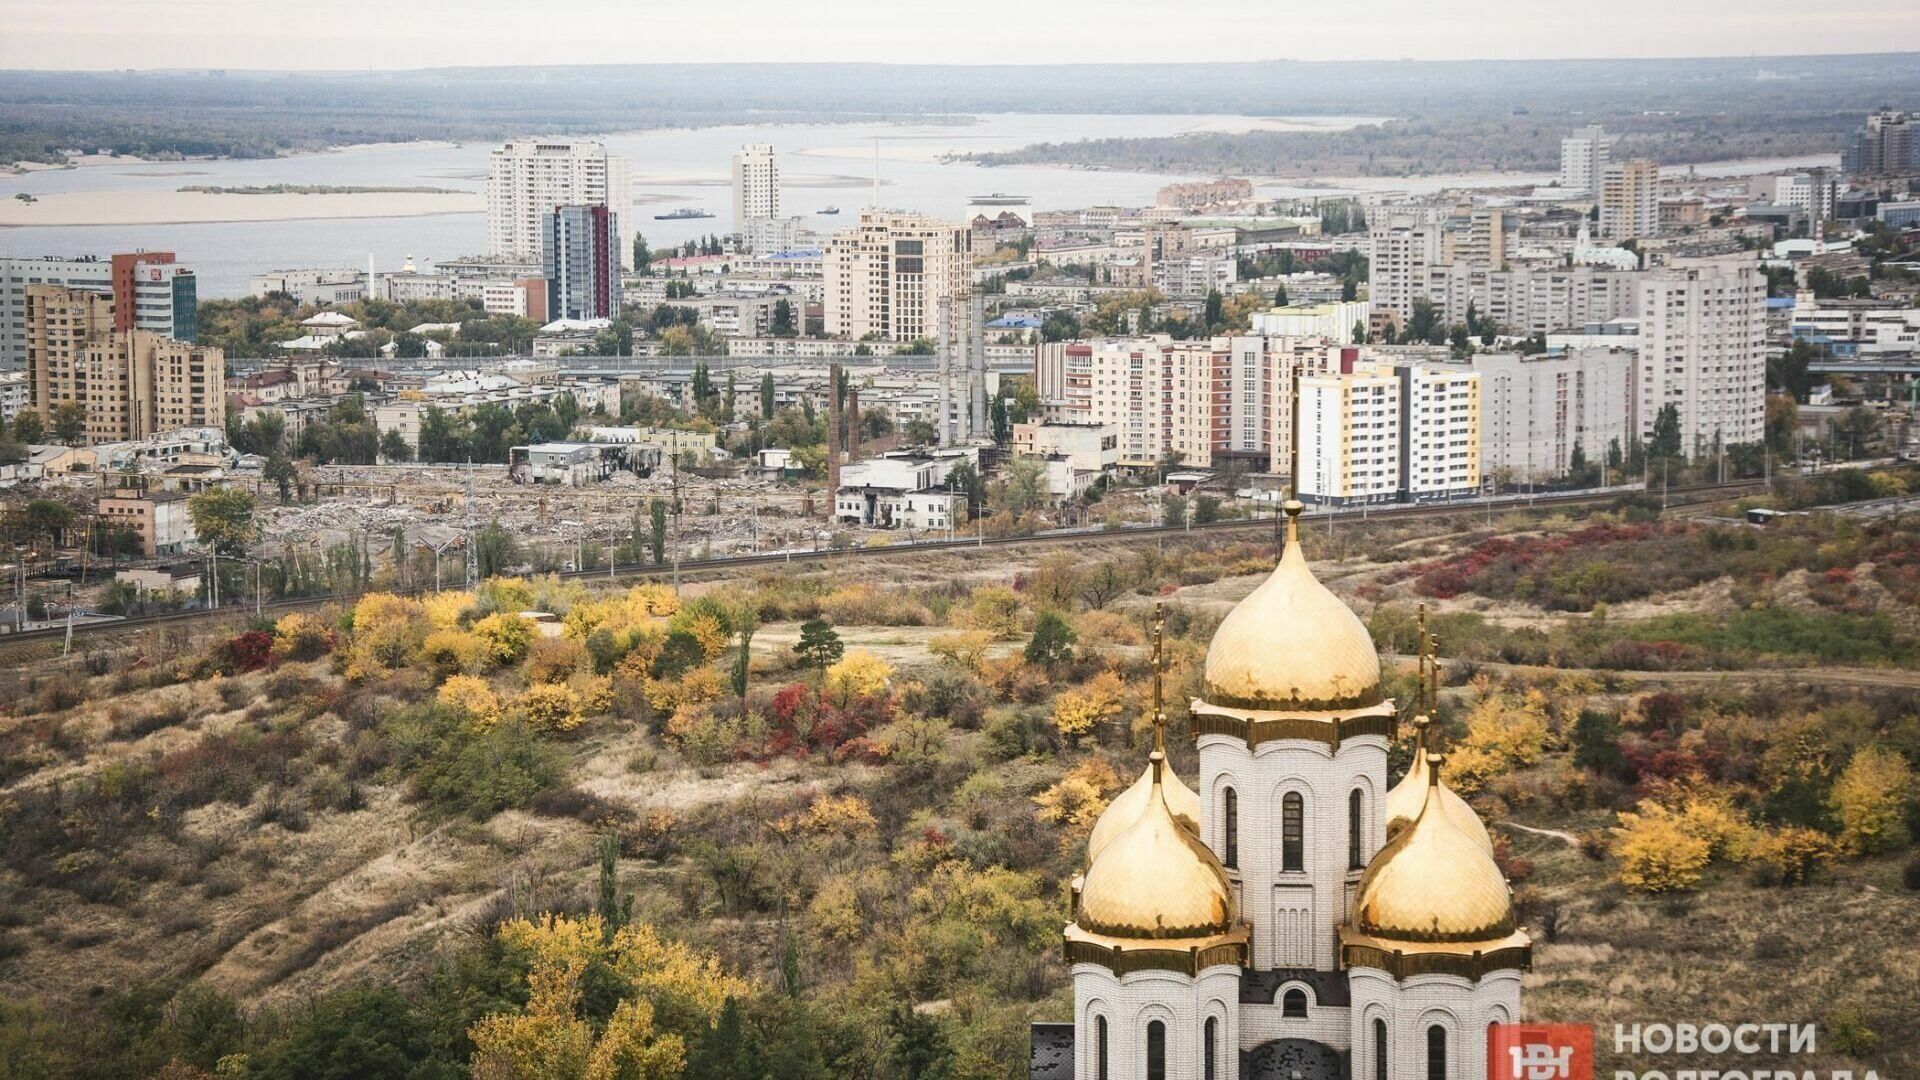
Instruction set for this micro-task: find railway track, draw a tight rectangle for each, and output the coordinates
[2,479,1765,649]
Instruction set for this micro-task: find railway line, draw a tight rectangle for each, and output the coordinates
[2,478,1766,649]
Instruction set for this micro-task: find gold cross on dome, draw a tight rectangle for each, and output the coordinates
[1151,601,1167,753]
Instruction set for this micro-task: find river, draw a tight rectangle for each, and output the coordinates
[0,112,1837,297]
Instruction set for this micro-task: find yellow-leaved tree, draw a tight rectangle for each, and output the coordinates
[1033,759,1123,835]
[343,593,430,680]
[1052,670,1126,741]
[519,683,583,732]
[957,585,1024,640]
[1829,745,1914,854]
[470,913,745,1080]
[472,612,537,668]
[438,674,502,729]
[1445,685,1550,794]
[824,650,893,703]
[1610,800,1711,893]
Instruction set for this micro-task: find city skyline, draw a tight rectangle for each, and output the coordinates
[4,0,1920,70]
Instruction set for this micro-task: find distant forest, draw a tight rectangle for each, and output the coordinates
[2,54,1917,171]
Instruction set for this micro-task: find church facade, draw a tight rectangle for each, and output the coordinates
[1030,504,1531,1080]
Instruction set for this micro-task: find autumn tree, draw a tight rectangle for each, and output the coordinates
[1829,745,1914,853]
[1610,800,1710,893]
[1053,670,1126,741]
[187,486,257,557]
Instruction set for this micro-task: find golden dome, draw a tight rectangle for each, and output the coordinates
[1075,753,1237,940]
[1087,757,1200,863]
[1384,718,1493,853]
[1352,755,1516,944]
[1202,502,1382,712]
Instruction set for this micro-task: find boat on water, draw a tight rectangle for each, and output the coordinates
[654,208,715,220]
[818,205,841,215]
[969,192,1028,205]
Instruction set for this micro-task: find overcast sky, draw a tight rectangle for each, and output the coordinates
[2,0,1917,69]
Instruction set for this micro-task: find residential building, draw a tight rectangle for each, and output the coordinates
[1560,124,1614,194]
[1366,215,1443,326]
[1841,110,1915,177]
[1600,159,1661,240]
[833,454,962,530]
[1418,263,1640,337]
[1458,347,1635,482]
[1635,260,1767,455]
[543,205,622,322]
[1010,421,1119,477]
[2,253,195,371]
[1441,208,1509,267]
[1773,171,1839,221]
[482,278,549,322]
[24,284,223,444]
[732,143,780,237]
[0,370,25,423]
[1250,300,1371,343]
[1298,360,1480,504]
[97,490,194,556]
[824,211,972,343]
[249,268,367,306]
[487,139,632,269]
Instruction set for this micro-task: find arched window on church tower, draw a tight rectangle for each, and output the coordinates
[1223,788,1239,869]
[1146,1020,1166,1080]
[1204,1017,1218,1080]
[1373,1018,1388,1080]
[1282,792,1304,872]
[1282,988,1308,1018]
[1349,788,1365,869]
[1426,1024,1448,1080]
[1096,1016,1108,1080]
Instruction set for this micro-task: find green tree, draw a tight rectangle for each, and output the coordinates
[649,498,668,564]
[632,232,651,273]
[1024,609,1077,667]
[187,487,256,556]
[264,450,298,505]
[1648,403,1683,461]
[475,519,520,578]
[770,299,796,337]
[379,428,413,463]
[49,401,87,445]
[10,409,44,445]
[249,986,437,1080]
[760,373,776,420]
[792,618,843,671]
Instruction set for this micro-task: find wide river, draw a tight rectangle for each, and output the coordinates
[0,112,1836,297]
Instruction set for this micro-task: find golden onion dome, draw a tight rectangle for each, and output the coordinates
[1384,718,1494,853]
[1202,502,1382,712]
[1075,753,1237,940]
[1353,755,1516,945]
[1087,757,1200,863]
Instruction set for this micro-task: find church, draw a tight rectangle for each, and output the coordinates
[1029,502,1531,1080]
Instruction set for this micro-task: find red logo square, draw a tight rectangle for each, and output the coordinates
[1488,1023,1593,1080]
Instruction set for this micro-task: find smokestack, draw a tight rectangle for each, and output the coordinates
[827,363,843,515]
[969,292,988,440]
[846,386,862,463]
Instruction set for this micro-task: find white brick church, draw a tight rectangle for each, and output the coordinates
[1030,502,1531,1080]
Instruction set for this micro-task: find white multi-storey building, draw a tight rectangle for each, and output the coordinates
[1367,217,1443,326]
[823,210,972,343]
[1559,124,1614,195]
[1773,172,1840,221]
[732,143,780,237]
[1034,515,1528,1080]
[486,140,633,269]
[1298,360,1481,504]
[1636,260,1767,455]
[1462,347,1636,482]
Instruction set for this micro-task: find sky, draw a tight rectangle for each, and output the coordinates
[1,0,1917,70]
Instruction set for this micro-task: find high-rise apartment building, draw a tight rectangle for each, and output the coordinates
[542,205,623,322]
[824,211,972,343]
[732,144,779,235]
[1459,347,1635,482]
[1600,159,1661,240]
[1298,360,1480,504]
[2,253,196,371]
[24,285,223,443]
[1559,125,1614,195]
[487,140,633,269]
[1635,260,1766,455]
[1841,110,1915,177]
[1367,216,1444,326]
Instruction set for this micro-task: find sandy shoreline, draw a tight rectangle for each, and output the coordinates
[0,189,484,227]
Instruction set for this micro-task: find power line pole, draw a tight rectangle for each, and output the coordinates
[464,458,478,587]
